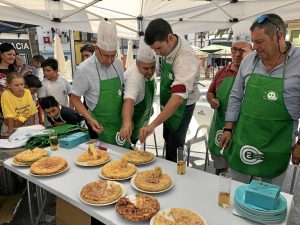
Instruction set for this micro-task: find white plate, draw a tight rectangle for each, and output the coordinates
[10,158,31,167]
[130,174,174,194]
[98,165,137,181]
[79,181,126,206]
[128,152,157,165]
[150,208,208,225]
[75,157,110,167]
[29,163,70,177]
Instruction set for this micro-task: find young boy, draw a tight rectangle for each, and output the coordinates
[24,74,43,125]
[31,55,45,81]
[40,96,84,127]
[37,58,72,108]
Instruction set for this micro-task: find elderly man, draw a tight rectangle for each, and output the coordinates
[221,14,300,186]
[207,21,252,175]
[139,18,200,162]
[119,37,156,143]
[71,20,126,147]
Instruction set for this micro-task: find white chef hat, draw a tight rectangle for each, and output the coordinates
[232,20,252,44]
[137,36,156,63]
[96,19,118,51]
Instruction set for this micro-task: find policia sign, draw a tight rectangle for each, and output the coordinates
[0,39,32,62]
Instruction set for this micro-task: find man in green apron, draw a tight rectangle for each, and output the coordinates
[71,20,126,147]
[119,36,156,144]
[140,18,200,162]
[220,14,300,186]
[207,21,252,175]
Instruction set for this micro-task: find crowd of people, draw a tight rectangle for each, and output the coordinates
[1,13,300,192]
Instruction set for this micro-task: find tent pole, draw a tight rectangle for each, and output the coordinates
[69,30,76,80]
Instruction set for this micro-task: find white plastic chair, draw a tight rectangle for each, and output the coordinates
[185,105,213,171]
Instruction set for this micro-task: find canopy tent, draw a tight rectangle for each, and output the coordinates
[0,20,36,32]
[192,45,208,58]
[201,44,226,54]
[0,0,300,39]
[201,44,231,75]
[201,44,231,55]
[54,34,66,74]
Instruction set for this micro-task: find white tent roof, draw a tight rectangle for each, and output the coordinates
[0,0,300,39]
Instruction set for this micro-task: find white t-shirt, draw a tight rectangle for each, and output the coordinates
[124,62,155,105]
[32,68,44,81]
[37,76,71,107]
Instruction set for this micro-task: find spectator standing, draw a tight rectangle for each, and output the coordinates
[38,58,72,107]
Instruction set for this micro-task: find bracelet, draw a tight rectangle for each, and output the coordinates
[223,128,233,133]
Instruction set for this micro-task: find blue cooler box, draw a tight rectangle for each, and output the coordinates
[59,132,90,149]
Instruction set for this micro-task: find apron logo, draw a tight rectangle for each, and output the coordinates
[115,132,125,146]
[240,145,264,165]
[264,90,278,101]
[117,89,122,96]
[215,130,223,147]
[168,73,173,80]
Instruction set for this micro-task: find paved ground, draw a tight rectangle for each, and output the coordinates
[5,79,300,225]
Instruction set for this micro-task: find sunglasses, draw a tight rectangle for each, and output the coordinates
[256,15,280,31]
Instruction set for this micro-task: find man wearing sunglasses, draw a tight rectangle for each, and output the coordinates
[207,21,252,175]
[71,20,127,148]
[221,14,300,186]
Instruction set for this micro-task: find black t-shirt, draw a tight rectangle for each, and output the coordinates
[47,105,84,126]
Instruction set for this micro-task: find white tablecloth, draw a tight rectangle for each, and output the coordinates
[4,143,293,225]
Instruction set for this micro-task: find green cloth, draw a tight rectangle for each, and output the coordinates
[228,69,293,178]
[208,77,235,156]
[26,124,87,149]
[160,58,186,132]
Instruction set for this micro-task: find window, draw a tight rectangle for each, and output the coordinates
[290,30,300,46]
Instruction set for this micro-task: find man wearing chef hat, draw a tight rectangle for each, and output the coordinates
[119,36,156,143]
[71,19,127,147]
[220,14,300,186]
[207,20,252,175]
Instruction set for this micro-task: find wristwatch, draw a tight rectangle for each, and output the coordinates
[223,127,233,133]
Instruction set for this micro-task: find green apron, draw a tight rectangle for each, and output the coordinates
[208,76,236,156]
[131,79,156,140]
[160,58,187,132]
[91,61,126,147]
[228,59,293,178]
